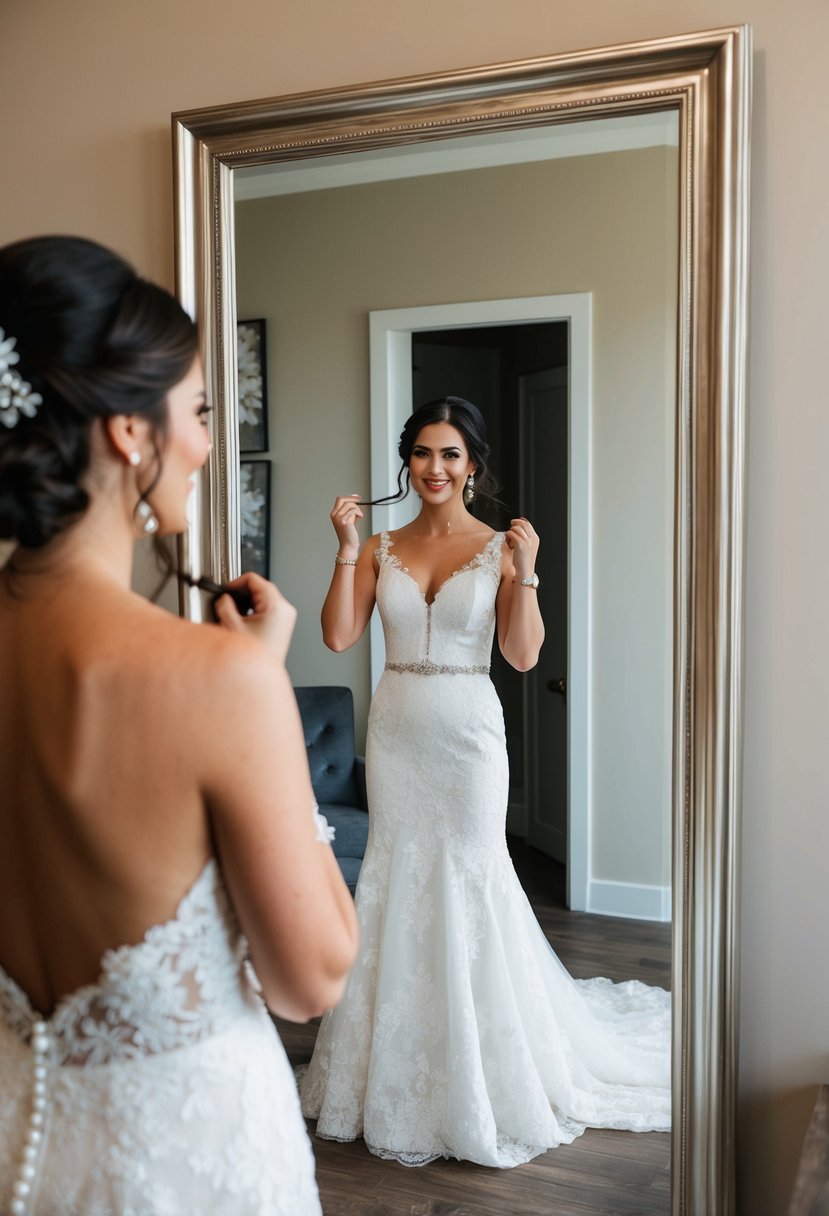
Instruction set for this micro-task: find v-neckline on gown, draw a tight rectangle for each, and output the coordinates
[383,530,502,607]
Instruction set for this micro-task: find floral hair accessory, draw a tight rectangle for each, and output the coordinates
[0,326,43,429]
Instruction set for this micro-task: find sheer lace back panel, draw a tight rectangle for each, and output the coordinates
[0,860,253,1066]
[0,860,323,1215]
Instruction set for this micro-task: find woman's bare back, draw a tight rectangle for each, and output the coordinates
[0,572,221,1014]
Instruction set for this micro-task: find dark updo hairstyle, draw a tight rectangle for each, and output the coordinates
[0,235,198,550]
[365,396,499,511]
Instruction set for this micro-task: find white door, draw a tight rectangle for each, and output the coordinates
[520,368,568,863]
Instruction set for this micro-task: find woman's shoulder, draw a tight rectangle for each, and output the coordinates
[145,595,272,676]
[2,578,282,793]
[65,582,270,700]
[464,523,501,550]
[362,532,387,563]
[80,590,290,771]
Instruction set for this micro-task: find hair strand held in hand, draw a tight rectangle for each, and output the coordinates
[359,396,501,512]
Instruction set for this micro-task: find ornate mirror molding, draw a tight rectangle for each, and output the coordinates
[172,25,751,1215]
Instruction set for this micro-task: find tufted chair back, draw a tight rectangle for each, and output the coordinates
[294,685,360,807]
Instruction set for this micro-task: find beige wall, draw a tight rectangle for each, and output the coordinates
[3,3,828,1213]
[236,146,676,895]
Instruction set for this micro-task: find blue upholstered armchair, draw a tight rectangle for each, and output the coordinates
[293,686,368,894]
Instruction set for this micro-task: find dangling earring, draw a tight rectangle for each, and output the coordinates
[136,497,159,534]
[464,474,475,506]
[128,450,158,533]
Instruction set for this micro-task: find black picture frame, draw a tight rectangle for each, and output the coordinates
[240,459,271,578]
[237,318,269,453]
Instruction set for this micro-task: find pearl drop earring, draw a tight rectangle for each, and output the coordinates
[137,499,159,534]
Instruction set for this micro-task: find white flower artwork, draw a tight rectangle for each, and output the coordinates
[240,463,265,539]
[240,460,271,577]
[236,320,268,452]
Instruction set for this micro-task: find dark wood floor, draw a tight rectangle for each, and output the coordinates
[275,837,672,1216]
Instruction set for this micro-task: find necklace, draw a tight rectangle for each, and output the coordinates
[406,520,483,540]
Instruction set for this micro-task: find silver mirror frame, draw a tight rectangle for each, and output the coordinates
[172,25,751,1215]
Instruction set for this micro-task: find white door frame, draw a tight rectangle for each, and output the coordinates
[368,294,592,911]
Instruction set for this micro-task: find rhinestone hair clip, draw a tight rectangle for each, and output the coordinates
[0,327,43,429]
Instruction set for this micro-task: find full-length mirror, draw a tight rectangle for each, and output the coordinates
[232,111,678,925]
[173,25,750,1216]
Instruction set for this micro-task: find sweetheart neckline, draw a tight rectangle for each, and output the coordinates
[0,857,219,1026]
[381,531,503,607]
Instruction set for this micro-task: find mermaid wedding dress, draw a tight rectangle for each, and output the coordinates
[0,858,322,1215]
[299,530,671,1168]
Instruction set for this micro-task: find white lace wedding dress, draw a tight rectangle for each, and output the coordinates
[0,859,322,1215]
[299,530,671,1168]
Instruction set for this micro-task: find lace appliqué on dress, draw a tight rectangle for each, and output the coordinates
[299,529,671,1170]
[313,802,336,845]
[0,861,322,1215]
[375,530,504,604]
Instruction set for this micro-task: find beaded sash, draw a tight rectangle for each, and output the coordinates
[385,660,490,676]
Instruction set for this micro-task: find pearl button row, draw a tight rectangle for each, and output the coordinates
[9,1020,51,1216]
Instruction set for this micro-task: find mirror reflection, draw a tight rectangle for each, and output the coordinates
[233,109,678,1197]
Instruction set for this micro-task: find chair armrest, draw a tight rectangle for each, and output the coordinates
[354,756,368,811]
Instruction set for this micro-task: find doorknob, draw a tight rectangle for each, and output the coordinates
[547,677,566,696]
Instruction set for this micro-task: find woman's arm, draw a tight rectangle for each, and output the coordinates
[496,517,545,672]
[321,495,378,651]
[207,576,359,1021]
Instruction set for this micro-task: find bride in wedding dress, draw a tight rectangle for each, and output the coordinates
[0,236,357,1214]
[299,395,671,1168]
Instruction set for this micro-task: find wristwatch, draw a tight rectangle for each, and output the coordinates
[517,573,539,589]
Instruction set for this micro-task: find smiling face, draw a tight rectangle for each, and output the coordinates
[408,421,476,505]
[147,356,211,535]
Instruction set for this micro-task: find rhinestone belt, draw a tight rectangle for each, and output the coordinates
[385,660,490,676]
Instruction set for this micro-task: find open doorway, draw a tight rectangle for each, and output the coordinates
[369,293,592,911]
[412,324,569,869]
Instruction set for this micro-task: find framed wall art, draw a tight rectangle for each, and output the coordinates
[240,458,271,577]
[237,318,269,453]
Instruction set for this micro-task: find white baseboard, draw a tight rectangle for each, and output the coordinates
[587,879,672,923]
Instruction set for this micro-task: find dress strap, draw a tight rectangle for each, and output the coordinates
[478,531,506,577]
[375,530,392,564]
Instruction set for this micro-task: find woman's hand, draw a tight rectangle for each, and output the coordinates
[214,572,297,664]
[497,518,545,671]
[504,517,540,580]
[330,494,364,557]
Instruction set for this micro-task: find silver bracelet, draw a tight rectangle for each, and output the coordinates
[334,555,357,566]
